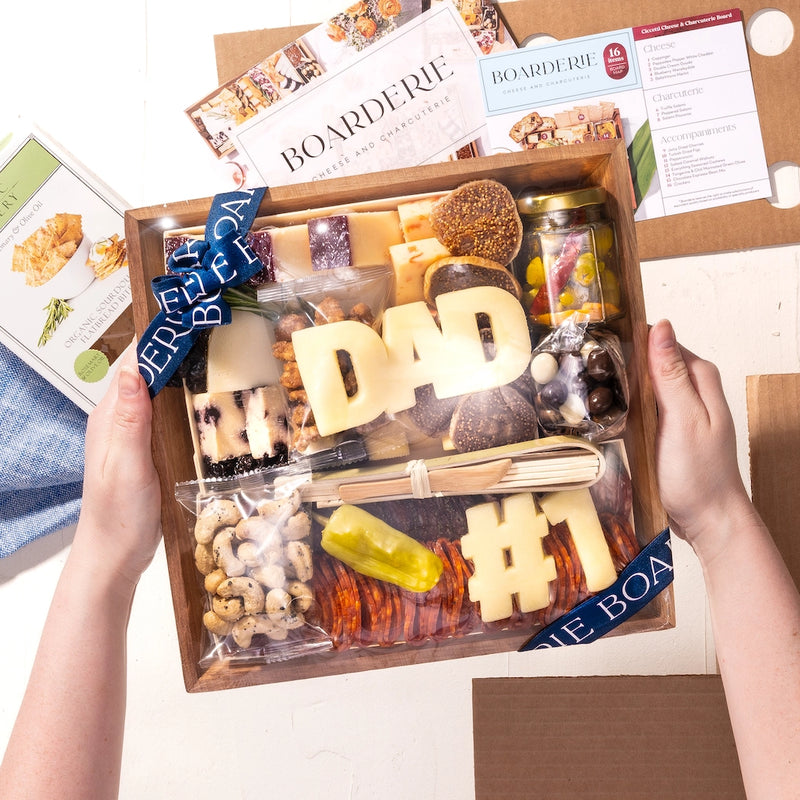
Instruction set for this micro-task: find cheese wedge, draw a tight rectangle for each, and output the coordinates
[397,197,442,241]
[192,391,249,463]
[349,211,404,265]
[270,224,312,280]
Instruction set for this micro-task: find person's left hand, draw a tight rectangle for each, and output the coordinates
[75,343,162,591]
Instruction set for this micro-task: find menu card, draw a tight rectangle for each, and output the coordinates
[477,8,771,219]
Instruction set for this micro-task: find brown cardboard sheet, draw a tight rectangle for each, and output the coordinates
[747,372,800,589]
[213,0,800,261]
[471,675,745,799]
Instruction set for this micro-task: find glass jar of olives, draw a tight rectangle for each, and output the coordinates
[513,186,622,327]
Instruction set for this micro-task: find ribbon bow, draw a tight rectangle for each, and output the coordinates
[137,187,267,396]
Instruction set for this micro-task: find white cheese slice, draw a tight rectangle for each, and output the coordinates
[207,310,281,393]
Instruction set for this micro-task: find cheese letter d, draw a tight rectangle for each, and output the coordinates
[292,320,390,437]
[381,286,532,412]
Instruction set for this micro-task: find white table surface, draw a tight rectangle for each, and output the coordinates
[2,2,798,798]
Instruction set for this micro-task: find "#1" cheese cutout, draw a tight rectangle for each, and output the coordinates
[461,489,617,623]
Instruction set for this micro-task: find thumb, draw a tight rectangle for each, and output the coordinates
[107,356,154,483]
[647,319,704,420]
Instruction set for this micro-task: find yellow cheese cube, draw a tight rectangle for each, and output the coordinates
[389,237,451,305]
[349,211,404,266]
[270,224,312,280]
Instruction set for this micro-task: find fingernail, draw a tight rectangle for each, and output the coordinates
[654,319,676,349]
[119,365,141,398]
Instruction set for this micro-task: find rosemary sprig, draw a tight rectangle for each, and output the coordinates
[223,286,279,321]
[38,297,73,347]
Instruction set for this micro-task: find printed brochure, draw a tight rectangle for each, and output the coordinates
[186,0,514,162]
[232,3,490,186]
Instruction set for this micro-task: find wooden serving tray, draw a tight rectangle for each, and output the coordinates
[125,140,672,692]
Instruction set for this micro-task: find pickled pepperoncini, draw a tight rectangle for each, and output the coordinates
[321,504,444,593]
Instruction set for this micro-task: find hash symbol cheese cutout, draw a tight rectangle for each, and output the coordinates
[461,493,556,622]
[539,489,617,592]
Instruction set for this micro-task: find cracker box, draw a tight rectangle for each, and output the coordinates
[0,126,134,412]
[126,140,672,692]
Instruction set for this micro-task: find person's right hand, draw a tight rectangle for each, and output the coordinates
[647,319,755,561]
[74,343,162,594]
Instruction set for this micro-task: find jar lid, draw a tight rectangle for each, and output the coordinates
[516,186,607,216]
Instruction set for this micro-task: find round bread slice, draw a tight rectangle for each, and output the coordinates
[424,255,522,306]
[429,179,523,265]
[449,385,538,453]
[407,383,460,437]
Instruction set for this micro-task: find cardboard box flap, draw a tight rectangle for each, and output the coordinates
[472,675,745,799]
[213,0,800,260]
[747,372,800,589]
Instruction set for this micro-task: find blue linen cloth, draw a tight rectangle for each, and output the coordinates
[0,341,87,557]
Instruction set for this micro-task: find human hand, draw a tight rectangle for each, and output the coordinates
[74,343,162,592]
[647,319,754,560]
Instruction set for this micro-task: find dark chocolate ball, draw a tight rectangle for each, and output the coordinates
[586,348,614,381]
[594,405,623,427]
[588,386,613,415]
[569,373,590,399]
[539,380,568,408]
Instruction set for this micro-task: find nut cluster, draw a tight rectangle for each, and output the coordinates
[193,492,314,648]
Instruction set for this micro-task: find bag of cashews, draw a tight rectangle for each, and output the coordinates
[175,465,333,667]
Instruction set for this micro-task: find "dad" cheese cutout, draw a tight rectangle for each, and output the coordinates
[291,286,531,437]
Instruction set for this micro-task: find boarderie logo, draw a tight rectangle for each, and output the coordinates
[488,51,599,85]
[279,55,455,172]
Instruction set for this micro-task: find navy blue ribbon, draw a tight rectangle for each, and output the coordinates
[519,528,673,651]
[137,187,267,396]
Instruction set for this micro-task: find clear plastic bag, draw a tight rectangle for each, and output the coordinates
[175,466,332,667]
[257,265,400,462]
[530,316,629,441]
[309,440,641,651]
[177,441,642,664]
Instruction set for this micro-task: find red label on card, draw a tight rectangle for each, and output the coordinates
[603,43,630,79]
